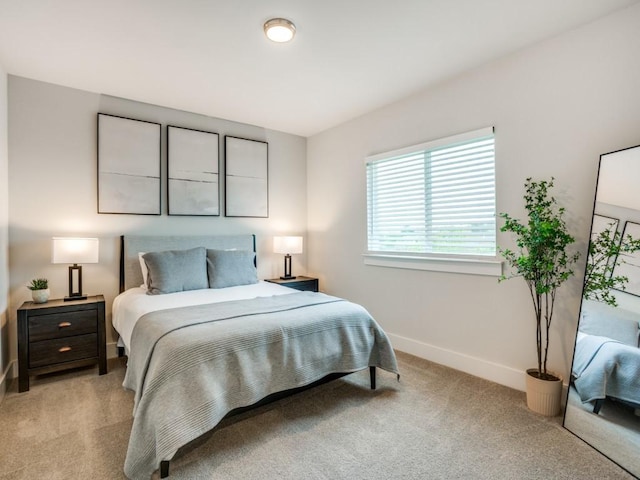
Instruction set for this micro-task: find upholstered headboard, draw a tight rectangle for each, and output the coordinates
[579,299,640,348]
[120,234,256,292]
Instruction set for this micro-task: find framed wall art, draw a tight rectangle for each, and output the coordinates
[590,214,619,240]
[224,136,268,217]
[97,113,161,215]
[168,125,220,216]
[611,220,640,296]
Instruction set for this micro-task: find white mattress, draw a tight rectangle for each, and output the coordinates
[112,281,297,354]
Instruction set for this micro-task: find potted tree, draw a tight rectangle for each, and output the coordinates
[27,278,50,304]
[499,178,580,416]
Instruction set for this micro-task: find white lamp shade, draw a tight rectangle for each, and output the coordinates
[273,236,303,255]
[52,237,99,264]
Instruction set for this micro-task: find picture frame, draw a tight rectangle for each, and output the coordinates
[590,214,620,283]
[611,220,640,296]
[168,125,220,216]
[97,113,161,215]
[590,214,619,241]
[224,136,268,217]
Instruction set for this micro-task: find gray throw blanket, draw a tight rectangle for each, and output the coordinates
[572,333,640,404]
[122,292,399,479]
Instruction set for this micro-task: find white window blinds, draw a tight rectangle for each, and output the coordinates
[366,127,496,256]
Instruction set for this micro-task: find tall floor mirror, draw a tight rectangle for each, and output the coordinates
[564,144,640,478]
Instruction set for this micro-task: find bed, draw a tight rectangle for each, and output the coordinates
[571,299,640,414]
[113,234,399,479]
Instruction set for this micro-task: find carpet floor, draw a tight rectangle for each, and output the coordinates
[0,352,635,480]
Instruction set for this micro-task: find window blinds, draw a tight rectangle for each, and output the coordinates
[366,127,496,256]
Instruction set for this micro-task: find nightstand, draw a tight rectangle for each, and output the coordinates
[17,295,106,392]
[265,276,319,292]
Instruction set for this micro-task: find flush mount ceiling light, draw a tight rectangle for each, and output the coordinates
[264,18,296,43]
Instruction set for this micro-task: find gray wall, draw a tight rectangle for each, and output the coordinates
[7,77,307,365]
[0,64,8,397]
[306,4,640,390]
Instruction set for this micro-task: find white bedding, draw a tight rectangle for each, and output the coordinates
[112,281,297,354]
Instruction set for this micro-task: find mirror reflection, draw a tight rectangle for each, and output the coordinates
[564,145,640,477]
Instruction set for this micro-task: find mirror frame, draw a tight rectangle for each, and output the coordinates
[563,143,640,478]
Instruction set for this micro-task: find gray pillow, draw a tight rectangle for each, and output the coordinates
[207,249,258,288]
[579,299,640,347]
[143,247,208,295]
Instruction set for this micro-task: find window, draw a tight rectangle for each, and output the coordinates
[365,127,497,272]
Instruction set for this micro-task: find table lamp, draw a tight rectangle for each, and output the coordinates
[273,236,303,280]
[52,237,99,301]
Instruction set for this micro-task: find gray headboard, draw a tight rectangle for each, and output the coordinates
[120,234,256,292]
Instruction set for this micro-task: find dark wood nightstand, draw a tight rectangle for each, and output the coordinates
[265,276,319,292]
[17,295,106,392]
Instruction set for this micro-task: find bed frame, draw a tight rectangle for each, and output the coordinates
[118,234,377,478]
[592,396,640,415]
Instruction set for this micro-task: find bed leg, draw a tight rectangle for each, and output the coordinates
[370,366,376,390]
[117,346,125,358]
[593,399,604,414]
[160,461,170,478]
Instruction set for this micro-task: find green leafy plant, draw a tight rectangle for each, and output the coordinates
[499,178,580,381]
[27,278,48,290]
[583,224,640,306]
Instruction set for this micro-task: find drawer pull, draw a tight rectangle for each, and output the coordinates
[58,346,72,353]
[58,322,72,328]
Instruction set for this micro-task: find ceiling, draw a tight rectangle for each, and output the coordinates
[0,0,638,137]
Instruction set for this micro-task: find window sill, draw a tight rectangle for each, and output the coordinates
[362,253,503,277]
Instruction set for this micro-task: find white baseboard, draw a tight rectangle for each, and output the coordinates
[110,336,532,394]
[388,333,527,392]
[4,337,567,408]
[0,359,16,402]
[107,341,119,359]
[107,336,528,393]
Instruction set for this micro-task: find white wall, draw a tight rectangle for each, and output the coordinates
[0,63,8,398]
[307,4,640,391]
[7,76,307,366]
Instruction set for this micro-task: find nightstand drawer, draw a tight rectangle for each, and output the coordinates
[265,276,319,292]
[285,279,318,291]
[29,333,98,368]
[28,310,97,342]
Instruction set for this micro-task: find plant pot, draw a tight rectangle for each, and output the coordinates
[31,288,50,304]
[525,368,562,416]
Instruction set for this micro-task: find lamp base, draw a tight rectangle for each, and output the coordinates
[64,294,87,302]
[67,264,85,301]
[281,254,296,280]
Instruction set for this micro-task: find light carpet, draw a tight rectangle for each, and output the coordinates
[0,352,634,479]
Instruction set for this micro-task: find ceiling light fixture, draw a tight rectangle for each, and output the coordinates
[264,18,296,43]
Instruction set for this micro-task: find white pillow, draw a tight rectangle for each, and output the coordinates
[138,252,148,288]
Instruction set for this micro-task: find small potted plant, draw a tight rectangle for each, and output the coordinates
[27,278,50,304]
[499,177,580,416]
